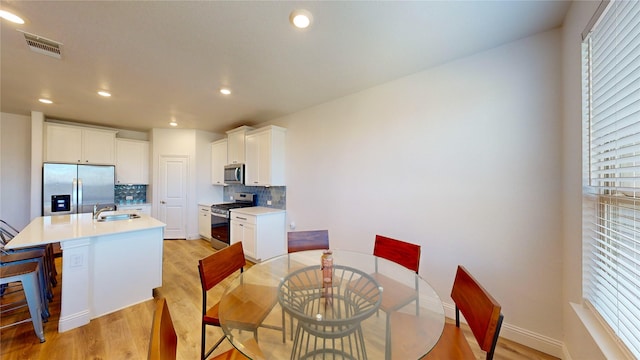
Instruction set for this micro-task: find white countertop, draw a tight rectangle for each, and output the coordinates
[230,206,286,216]
[5,213,166,250]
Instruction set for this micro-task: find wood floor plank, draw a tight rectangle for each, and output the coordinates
[1,239,559,359]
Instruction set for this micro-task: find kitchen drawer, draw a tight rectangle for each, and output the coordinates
[230,212,256,224]
[199,205,210,213]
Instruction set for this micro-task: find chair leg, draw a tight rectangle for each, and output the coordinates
[201,322,207,360]
[385,313,391,360]
[281,307,286,343]
[22,270,45,342]
[201,323,226,360]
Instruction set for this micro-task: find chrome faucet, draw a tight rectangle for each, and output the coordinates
[93,204,114,220]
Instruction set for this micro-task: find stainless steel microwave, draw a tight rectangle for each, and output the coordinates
[224,163,245,184]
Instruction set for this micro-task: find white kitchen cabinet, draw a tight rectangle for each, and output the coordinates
[118,204,151,216]
[198,205,212,239]
[116,138,149,184]
[245,125,286,186]
[45,123,117,165]
[226,126,253,164]
[211,139,227,186]
[230,207,285,262]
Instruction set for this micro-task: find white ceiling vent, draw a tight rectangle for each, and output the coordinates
[18,30,63,59]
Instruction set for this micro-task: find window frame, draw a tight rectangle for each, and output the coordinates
[581,0,640,358]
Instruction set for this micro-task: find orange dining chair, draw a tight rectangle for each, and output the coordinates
[149,297,264,360]
[148,298,177,360]
[287,230,329,253]
[285,230,329,338]
[198,242,282,360]
[390,265,503,360]
[372,235,421,310]
[371,234,421,359]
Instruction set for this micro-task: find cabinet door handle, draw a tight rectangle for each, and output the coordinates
[236,216,247,220]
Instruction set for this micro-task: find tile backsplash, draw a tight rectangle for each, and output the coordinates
[115,184,148,204]
[223,185,286,209]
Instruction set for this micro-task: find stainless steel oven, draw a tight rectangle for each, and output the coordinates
[209,193,255,249]
[210,211,230,249]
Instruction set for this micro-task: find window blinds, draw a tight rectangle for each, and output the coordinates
[583,0,640,358]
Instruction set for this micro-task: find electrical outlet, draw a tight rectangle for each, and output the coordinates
[267,200,272,205]
[125,196,133,200]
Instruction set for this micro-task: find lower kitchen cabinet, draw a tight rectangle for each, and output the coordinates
[229,207,285,262]
[198,205,212,240]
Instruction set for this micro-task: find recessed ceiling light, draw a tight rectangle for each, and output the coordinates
[0,10,25,24]
[98,90,111,97]
[169,121,178,127]
[38,98,53,104]
[220,88,231,95]
[289,9,313,29]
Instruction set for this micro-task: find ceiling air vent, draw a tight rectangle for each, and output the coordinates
[18,30,63,59]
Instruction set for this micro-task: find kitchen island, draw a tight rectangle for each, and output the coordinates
[6,213,166,332]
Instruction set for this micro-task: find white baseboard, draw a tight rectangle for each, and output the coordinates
[442,303,564,358]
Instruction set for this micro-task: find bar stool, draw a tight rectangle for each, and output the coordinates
[0,262,46,342]
[1,219,57,301]
[1,250,51,320]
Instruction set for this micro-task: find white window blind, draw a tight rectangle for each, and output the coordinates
[583,0,640,358]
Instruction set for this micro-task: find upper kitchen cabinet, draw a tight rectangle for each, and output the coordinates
[44,123,117,165]
[226,126,253,164]
[211,139,227,186]
[115,138,149,184]
[245,125,286,187]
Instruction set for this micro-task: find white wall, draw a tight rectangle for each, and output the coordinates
[0,112,32,229]
[268,29,564,355]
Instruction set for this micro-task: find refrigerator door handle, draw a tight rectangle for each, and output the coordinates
[78,178,83,213]
[72,178,78,213]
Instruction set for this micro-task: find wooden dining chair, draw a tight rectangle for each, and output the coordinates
[285,230,329,338]
[287,230,329,253]
[148,298,177,360]
[371,234,421,359]
[198,242,282,360]
[390,265,503,360]
[149,297,262,360]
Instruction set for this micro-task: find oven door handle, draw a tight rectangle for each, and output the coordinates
[210,211,228,219]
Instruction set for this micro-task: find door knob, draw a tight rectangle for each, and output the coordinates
[160,201,166,204]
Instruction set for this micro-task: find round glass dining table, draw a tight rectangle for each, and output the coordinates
[218,249,445,360]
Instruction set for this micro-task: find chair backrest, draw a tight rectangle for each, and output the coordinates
[148,298,177,360]
[287,230,329,253]
[373,234,421,273]
[198,242,246,292]
[451,265,503,359]
[0,220,19,246]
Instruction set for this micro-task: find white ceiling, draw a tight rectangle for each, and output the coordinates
[1,1,571,133]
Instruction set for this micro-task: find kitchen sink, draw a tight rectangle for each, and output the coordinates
[96,213,141,222]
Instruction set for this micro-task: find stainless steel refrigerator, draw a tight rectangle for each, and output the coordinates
[42,163,115,216]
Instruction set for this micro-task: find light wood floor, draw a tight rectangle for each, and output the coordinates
[1,239,559,359]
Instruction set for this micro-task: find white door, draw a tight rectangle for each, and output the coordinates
[158,156,188,239]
